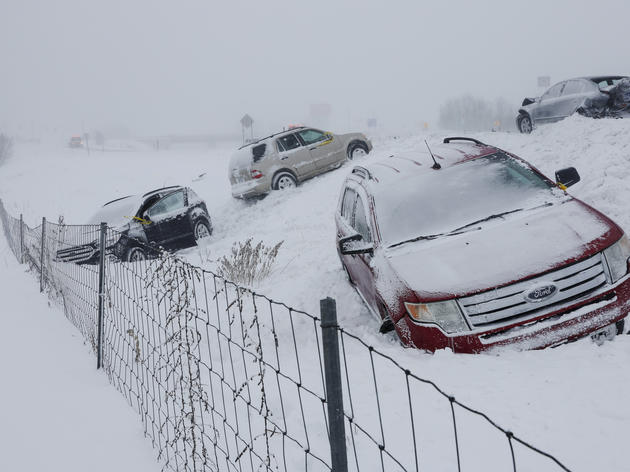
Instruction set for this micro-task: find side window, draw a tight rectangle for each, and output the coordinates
[277,134,301,151]
[297,129,327,146]
[276,140,285,152]
[543,82,564,99]
[353,196,371,242]
[341,188,356,220]
[146,191,185,220]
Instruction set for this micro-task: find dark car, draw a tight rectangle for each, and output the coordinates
[517,76,629,133]
[335,137,630,353]
[56,186,212,263]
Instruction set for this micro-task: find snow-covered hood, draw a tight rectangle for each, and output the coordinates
[383,199,619,299]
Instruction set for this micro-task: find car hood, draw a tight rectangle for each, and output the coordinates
[382,199,620,299]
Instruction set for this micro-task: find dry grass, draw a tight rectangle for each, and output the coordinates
[217,238,283,287]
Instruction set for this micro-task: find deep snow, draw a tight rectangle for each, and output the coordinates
[1,116,629,471]
[0,228,158,471]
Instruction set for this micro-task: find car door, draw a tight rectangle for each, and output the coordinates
[275,133,316,179]
[296,128,344,171]
[144,190,189,250]
[350,193,377,310]
[533,82,566,122]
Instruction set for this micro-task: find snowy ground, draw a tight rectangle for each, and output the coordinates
[0,229,157,471]
[1,116,629,471]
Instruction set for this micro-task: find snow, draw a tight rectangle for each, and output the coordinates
[384,199,611,296]
[1,116,629,471]
[0,231,157,471]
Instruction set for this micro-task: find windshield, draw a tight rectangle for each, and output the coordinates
[376,153,561,247]
[88,196,141,228]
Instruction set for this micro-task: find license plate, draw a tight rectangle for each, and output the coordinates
[590,323,617,345]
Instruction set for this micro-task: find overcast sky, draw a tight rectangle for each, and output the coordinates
[1,0,628,137]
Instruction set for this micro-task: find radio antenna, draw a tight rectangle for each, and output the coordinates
[424,140,441,170]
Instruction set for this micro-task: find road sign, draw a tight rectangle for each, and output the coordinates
[240,114,254,128]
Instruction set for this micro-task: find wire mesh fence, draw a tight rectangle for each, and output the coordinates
[0,199,573,472]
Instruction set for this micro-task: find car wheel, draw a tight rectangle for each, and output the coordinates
[193,219,212,242]
[348,142,368,160]
[518,114,533,134]
[272,172,297,190]
[125,246,146,262]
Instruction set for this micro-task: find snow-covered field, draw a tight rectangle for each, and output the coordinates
[1,116,629,471]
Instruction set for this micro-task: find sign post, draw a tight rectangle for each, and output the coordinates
[240,114,254,145]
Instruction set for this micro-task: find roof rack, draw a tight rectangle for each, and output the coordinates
[443,137,486,145]
[351,166,373,180]
[237,127,306,150]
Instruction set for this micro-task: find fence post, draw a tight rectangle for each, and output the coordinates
[39,217,46,292]
[320,297,348,472]
[19,214,24,264]
[97,222,107,369]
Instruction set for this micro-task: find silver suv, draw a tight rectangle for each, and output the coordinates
[229,127,372,198]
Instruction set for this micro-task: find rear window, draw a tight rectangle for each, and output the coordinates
[252,143,266,162]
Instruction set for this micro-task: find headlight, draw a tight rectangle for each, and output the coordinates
[603,234,630,283]
[405,300,469,334]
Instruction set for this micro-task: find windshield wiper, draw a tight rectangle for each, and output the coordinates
[388,203,555,250]
[449,208,524,233]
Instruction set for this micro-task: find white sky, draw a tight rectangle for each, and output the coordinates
[1,0,627,136]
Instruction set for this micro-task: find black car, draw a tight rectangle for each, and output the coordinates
[517,75,629,133]
[56,186,212,263]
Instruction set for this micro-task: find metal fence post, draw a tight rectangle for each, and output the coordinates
[97,222,107,369]
[320,297,348,472]
[39,217,46,292]
[19,214,24,264]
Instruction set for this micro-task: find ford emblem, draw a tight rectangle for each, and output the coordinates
[523,283,557,303]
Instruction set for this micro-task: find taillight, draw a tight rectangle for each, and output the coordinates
[251,169,263,179]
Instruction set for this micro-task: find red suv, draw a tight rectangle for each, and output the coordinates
[336,137,630,353]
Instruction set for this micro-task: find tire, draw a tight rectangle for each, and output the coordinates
[347,142,369,160]
[517,114,533,134]
[125,246,146,262]
[272,171,297,190]
[193,218,212,242]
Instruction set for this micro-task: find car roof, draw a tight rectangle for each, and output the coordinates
[581,75,628,82]
[349,138,499,188]
[141,185,183,198]
[237,127,307,150]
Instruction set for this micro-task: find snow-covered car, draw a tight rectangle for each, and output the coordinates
[335,137,630,353]
[229,126,372,198]
[516,76,629,133]
[55,186,212,263]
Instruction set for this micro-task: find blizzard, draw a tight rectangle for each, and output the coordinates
[1,116,629,471]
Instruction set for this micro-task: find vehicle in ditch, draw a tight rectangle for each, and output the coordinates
[229,126,372,198]
[55,186,212,263]
[335,137,630,353]
[517,76,629,133]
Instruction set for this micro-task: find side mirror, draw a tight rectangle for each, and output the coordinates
[339,233,374,256]
[555,167,580,189]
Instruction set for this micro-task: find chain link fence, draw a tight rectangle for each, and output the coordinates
[0,198,573,472]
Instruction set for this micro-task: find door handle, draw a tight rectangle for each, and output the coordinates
[280,155,288,160]
[309,147,317,150]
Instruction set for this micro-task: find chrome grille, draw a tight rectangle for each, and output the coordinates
[55,244,96,263]
[458,253,607,329]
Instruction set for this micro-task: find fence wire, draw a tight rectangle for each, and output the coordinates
[0,199,573,472]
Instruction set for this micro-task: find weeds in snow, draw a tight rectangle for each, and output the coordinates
[216,238,283,287]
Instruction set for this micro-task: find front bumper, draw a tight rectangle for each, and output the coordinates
[399,275,630,353]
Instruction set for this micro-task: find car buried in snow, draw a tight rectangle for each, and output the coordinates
[517,76,630,133]
[335,137,630,353]
[55,186,212,263]
[229,126,372,198]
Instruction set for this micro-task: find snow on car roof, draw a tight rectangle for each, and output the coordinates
[356,141,498,186]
